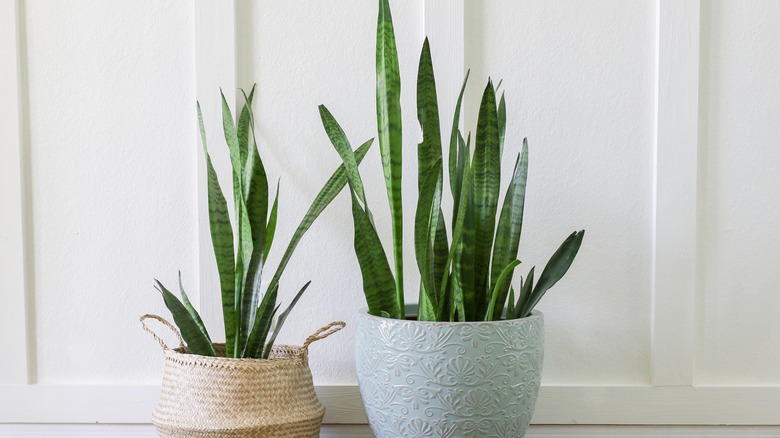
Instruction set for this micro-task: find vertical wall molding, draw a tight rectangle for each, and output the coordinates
[0,0,29,385]
[424,0,465,141]
[651,0,700,387]
[194,1,237,339]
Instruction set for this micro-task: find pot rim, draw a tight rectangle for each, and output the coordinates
[357,307,542,326]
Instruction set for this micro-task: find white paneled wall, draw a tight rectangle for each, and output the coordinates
[2,0,780,434]
[465,0,656,385]
[696,0,780,385]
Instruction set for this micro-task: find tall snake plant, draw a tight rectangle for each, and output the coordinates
[154,86,373,357]
[319,0,585,322]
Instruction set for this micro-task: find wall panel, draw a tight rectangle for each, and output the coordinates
[464,0,656,385]
[23,0,197,383]
[696,0,780,385]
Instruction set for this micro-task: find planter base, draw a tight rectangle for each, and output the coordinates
[356,309,544,438]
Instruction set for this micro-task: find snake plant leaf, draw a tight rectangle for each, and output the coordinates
[415,37,450,320]
[155,279,216,357]
[264,182,279,259]
[450,278,465,322]
[498,92,506,156]
[238,93,269,356]
[197,103,237,357]
[432,210,449,319]
[445,163,472,322]
[236,85,256,167]
[376,0,405,318]
[488,141,528,320]
[246,284,278,358]
[235,176,255,356]
[507,286,515,319]
[417,283,436,321]
[454,172,477,321]
[414,162,443,317]
[514,266,535,319]
[266,139,374,296]
[350,190,401,318]
[233,213,249,356]
[220,90,246,213]
[485,259,521,321]
[416,38,442,183]
[220,92,255,356]
[449,137,473,320]
[319,105,368,206]
[472,80,501,318]
[449,71,470,223]
[261,280,311,359]
[177,271,211,343]
[452,130,468,228]
[519,230,585,317]
[246,290,277,359]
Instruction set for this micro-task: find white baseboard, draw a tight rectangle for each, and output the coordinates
[2,424,780,437]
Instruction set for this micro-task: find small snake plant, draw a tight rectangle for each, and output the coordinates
[154,86,373,357]
[319,0,585,322]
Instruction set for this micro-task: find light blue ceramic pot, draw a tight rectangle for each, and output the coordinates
[355,308,544,438]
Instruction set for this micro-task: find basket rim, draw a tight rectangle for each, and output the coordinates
[162,343,308,368]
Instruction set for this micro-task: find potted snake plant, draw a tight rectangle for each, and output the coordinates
[318,1,584,436]
[140,86,367,437]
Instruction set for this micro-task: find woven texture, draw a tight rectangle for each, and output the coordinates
[141,315,344,438]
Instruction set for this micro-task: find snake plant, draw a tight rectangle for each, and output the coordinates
[154,86,373,357]
[319,0,585,322]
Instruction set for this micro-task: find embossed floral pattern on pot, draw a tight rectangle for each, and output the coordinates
[356,309,544,438]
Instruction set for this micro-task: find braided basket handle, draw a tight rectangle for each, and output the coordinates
[140,314,185,351]
[301,321,346,357]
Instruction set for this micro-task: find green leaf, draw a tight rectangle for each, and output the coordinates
[514,266,535,319]
[432,210,449,319]
[245,284,278,358]
[220,90,244,181]
[485,259,520,321]
[220,90,246,221]
[262,281,311,358]
[350,190,400,318]
[238,91,268,356]
[452,131,468,229]
[507,286,515,319]
[416,38,450,320]
[177,271,211,344]
[376,0,405,318]
[454,170,477,320]
[472,80,501,318]
[417,283,436,321]
[197,103,237,357]
[414,162,443,317]
[416,38,442,185]
[445,162,472,323]
[488,142,528,320]
[266,138,374,301]
[519,230,585,317]
[449,71,470,225]
[236,85,256,169]
[498,92,506,157]
[155,280,215,357]
[264,182,279,259]
[318,105,368,206]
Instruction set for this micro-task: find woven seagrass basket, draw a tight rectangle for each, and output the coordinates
[141,314,344,438]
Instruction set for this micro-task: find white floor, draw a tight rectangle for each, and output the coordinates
[2,424,780,437]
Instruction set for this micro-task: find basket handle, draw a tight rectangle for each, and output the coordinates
[301,321,346,356]
[140,314,185,351]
